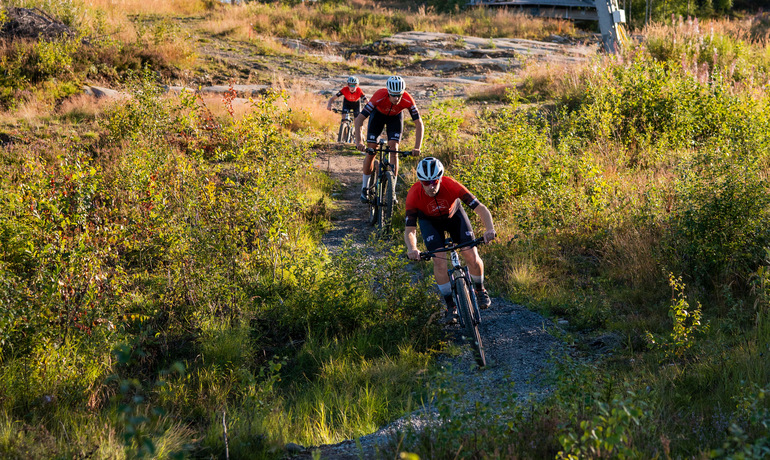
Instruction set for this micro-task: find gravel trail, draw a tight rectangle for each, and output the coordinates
[291,150,566,459]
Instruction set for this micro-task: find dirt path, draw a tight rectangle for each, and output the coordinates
[296,150,566,459]
[314,146,371,250]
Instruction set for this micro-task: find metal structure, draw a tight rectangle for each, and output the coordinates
[467,0,629,53]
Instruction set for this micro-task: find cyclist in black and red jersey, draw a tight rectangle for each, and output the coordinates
[404,157,496,321]
[326,76,368,117]
[354,75,424,202]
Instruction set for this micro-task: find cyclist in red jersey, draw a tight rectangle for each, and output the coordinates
[353,75,424,202]
[326,76,368,117]
[404,157,496,320]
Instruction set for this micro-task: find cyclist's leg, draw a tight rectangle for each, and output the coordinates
[359,115,383,202]
[364,113,386,174]
[419,218,455,313]
[385,113,404,179]
[447,208,481,275]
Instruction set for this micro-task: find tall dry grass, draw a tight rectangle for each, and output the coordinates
[85,0,211,16]
[416,7,577,39]
[467,60,591,103]
[639,15,770,96]
[196,1,580,46]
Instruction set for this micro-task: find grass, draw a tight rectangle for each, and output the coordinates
[265,336,431,447]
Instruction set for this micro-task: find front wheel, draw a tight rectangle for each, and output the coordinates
[378,171,395,234]
[338,121,351,143]
[367,160,379,226]
[455,277,487,367]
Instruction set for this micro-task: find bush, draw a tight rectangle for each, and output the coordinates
[454,102,552,210]
[666,148,770,285]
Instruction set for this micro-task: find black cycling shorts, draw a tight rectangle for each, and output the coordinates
[418,207,475,252]
[342,99,361,118]
[366,110,403,143]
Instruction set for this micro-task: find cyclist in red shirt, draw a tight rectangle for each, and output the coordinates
[404,157,496,321]
[326,76,367,117]
[354,75,424,202]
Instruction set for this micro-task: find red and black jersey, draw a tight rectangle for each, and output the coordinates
[336,86,366,102]
[404,176,479,227]
[361,88,420,120]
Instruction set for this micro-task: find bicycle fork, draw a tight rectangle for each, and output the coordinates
[449,261,481,328]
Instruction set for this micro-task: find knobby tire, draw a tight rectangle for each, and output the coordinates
[367,160,379,226]
[378,171,395,234]
[337,121,351,143]
[455,277,487,367]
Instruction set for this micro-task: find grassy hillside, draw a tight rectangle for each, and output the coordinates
[1,0,770,459]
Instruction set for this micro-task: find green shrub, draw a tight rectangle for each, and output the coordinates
[454,102,552,210]
[421,98,465,161]
[666,148,770,284]
[712,382,770,459]
[557,56,770,167]
[558,392,647,460]
[645,274,709,361]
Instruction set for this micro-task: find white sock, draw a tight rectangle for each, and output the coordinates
[437,282,452,296]
[362,174,370,189]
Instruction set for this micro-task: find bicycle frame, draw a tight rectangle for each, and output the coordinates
[333,109,353,143]
[366,139,411,179]
[422,237,484,327]
[364,140,412,233]
[420,237,487,366]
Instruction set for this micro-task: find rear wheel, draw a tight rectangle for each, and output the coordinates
[455,277,486,367]
[367,161,379,226]
[378,171,395,234]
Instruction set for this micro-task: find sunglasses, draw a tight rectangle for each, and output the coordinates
[421,179,439,186]
[388,93,402,98]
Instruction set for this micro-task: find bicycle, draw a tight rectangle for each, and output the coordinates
[421,237,487,367]
[364,139,413,234]
[332,108,354,144]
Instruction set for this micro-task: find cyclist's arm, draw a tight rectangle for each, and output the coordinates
[472,203,496,243]
[326,93,341,110]
[354,113,367,150]
[404,225,421,260]
[412,117,424,154]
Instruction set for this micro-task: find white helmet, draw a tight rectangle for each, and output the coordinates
[386,75,405,96]
[347,76,359,86]
[416,157,444,182]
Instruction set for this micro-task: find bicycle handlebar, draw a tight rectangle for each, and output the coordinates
[419,237,485,260]
[364,145,416,157]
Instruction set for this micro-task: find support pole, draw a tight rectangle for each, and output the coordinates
[594,0,628,53]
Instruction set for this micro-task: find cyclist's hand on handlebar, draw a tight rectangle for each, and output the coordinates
[357,142,366,152]
[483,229,496,244]
[412,147,421,156]
[406,249,421,261]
